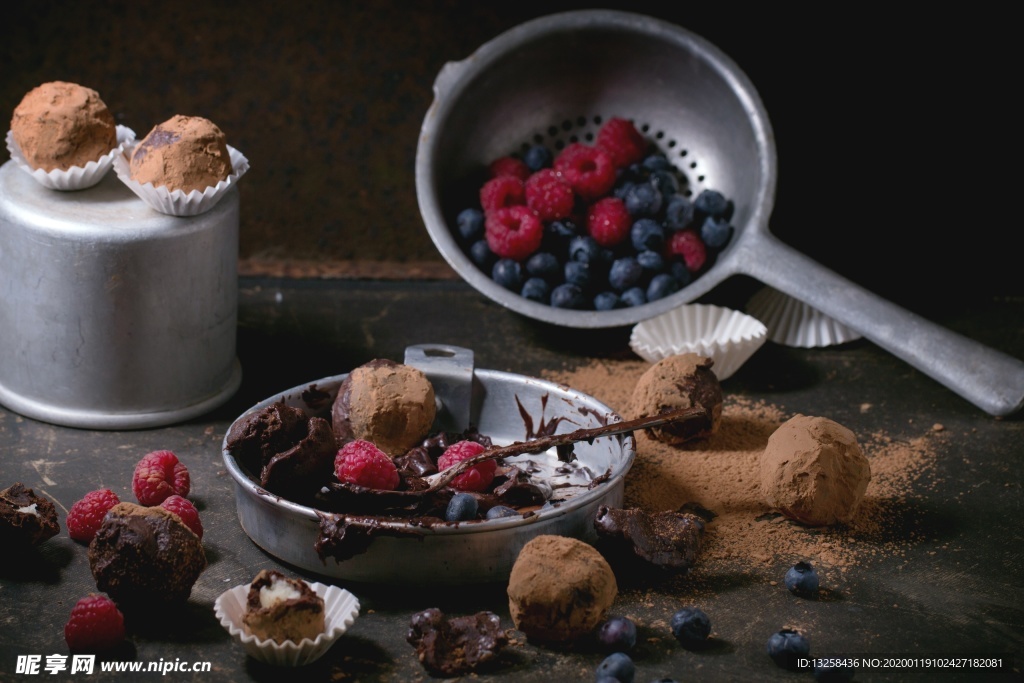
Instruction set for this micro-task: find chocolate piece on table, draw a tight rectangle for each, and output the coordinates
[0,483,60,546]
[406,607,508,676]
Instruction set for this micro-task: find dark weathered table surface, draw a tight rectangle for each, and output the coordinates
[2,277,1022,682]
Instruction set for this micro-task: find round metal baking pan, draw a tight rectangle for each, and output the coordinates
[222,344,634,584]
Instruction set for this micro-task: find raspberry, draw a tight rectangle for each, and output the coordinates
[131,450,190,506]
[66,488,121,543]
[553,143,616,201]
[437,440,496,492]
[666,229,708,272]
[596,117,648,168]
[335,439,400,491]
[489,156,530,180]
[485,205,543,261]
[586,196,631,247]
[479,175,526,213]
[159,494,203,539]
[525,169,575,222]
[64,594,125,652]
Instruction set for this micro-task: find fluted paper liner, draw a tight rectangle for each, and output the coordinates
[113,143,249,217]
[6,125,135,191]
[746,286,862,348]
[215,581,360,667]
[630,303,767,380]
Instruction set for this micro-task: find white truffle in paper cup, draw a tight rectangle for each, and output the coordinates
[746,286,862,348]
[214,579,360,667]
[629,303,767,380]
[6,125,135,191]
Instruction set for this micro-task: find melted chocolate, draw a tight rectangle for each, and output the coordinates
[315,512,428,563]
[593,505,708,571]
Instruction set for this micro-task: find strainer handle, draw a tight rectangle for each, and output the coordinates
[733,233,1024,417]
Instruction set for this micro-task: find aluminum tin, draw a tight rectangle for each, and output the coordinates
[222,344,634,585]
[416,10,1024,416]
[0,160,241,429]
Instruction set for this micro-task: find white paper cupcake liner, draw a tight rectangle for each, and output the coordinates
[113,143,249,217]
[6,125,136,191]
[630,303,767,380]
[745,286,863,348]
[214,580,360,667]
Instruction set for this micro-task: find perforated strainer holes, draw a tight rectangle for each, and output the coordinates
[519,115,705,198]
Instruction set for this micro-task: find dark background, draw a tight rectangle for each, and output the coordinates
[3,1,1019,315]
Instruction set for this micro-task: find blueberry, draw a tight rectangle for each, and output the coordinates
[597,616,637,653]
[623,182,663,217]
[636,250,665,274]
[814,661,856,682]
[550,283,587,309]
[526,251,561,282]
[784,561,820,598]
[569,235,602,264]
[445,492,478,522]
[470,239,497,271]
[670,607,711,649]
[544,220,580,253]
[649,168,679,197]
[456,208,485,242]
[564,260,592,290]
[630,218,665,252]
[766,629,810,670]
[664,195,695,231]
[595,652,635,683]
[594,292,623,310]
[694,189,731,218]
[523,144,552,171]
[700,215,733,250]
[620,287,647,307]
[642,153,673,172]
[608,257,643,292]
[669,260,692,287]
[491,258,523,291]
[646,273,680,302]
[485,505,519,519]
[520,277,550,303]
[613,180,636,201]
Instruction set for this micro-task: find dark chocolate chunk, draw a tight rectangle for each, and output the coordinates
[593,505,707,571]
[0,483,60,547]
[406,608,508,676]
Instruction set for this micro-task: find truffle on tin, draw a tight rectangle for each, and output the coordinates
[129,114,233,193]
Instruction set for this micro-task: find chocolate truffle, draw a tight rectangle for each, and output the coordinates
[332,359,437,457]
[88,502,206,607]
[0,483,60,547]
[626,353,722,444]
[759,414,871,526]
[10,81,118,172]
[407,608,508,676]
[224,403,336,499]
[507,535,617,644]
[129,114,232,193]
[242,570,326,644]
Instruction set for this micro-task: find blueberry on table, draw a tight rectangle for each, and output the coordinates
[595,652,635,683]
[597,616,637,653]
[784,561,820,598]
[670,607,711,649]
[766,628,810,670]
[445,493,478,522]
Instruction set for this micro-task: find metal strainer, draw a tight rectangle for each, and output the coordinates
[416,9,1024,416]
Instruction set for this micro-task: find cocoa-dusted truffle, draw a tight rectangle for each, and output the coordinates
[88,502,206,607]
[129,114,232,193]
[0,483,60,547]
[242,569,325,644]
[626,353,722,444]
[224,403,336,499]
[332,359,437,457]
[593,505,708,571]
[406,608,508,676]
[10,81,118,172]
[507,535,617,644]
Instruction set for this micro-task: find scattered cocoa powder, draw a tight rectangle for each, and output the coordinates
[543,359,941,581]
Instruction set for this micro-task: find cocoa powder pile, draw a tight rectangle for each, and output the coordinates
[543,358,942,580]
